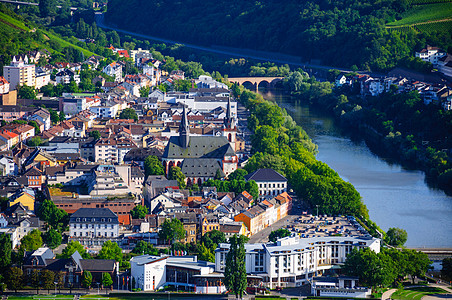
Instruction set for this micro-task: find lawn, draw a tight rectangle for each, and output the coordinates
[43,30,96,57]
[0,11,30,31]
[391,286,446,300]
[387,3,452,26]
[8,296,74,300]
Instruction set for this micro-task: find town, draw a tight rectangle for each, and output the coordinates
[0,41,449,300]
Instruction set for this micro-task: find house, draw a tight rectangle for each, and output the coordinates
[23,167,43,189]
[245,168,287,197]
[9,188,35,211]
[220,222,247,238]
[415,45,447,66]
[103,62,123,82]
[0,76,10,94]
[215,235,381,289]
[0,131,19,149]
[335,74,352,87]
[69,208,120,247]
[23,249,118,288]
[29,108,51,131]
[0,155,17,175]
[55,69,80,85]
[148,194,182,214]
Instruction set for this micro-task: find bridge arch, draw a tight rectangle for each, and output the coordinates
[228,77,285,91]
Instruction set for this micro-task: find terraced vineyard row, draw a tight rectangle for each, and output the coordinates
[408,0,452,4]
[415,20,452,32]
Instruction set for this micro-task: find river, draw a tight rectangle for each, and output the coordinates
[261,90,452,248]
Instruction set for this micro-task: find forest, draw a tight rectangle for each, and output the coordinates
[105,0,452,71]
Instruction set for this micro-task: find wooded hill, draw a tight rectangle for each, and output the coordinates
[105,0,452,71]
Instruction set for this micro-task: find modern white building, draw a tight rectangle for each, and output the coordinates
[245,168,287,197]
[103,62,123,82]
[415,46,447,66]
[215,235,380,289]
[130,255,226,294]
[69,208,119,247]
[3,56,35,90]
[311,277,372,298]
[55,69,80,85]
[89,103,119,119]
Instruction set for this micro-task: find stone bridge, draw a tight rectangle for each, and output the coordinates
[228,77,284,91]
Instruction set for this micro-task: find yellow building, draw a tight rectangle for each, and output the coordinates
[9,189,35,211]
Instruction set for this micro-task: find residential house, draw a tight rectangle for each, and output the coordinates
[415,46,447,66]
[55,69,80,85]
[245,168,287,197]
[9,188,35,211]
[103,62,122,82]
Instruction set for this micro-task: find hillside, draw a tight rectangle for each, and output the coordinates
[105,0,451,71]
[0,5,97,73]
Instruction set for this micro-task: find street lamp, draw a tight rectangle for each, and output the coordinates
[316,205,319,216]
[96,282,100,294]
[54,281,58,295]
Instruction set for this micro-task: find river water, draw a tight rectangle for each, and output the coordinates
[261,90,452,248]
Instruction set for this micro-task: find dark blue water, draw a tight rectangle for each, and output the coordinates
[264,91,452,248]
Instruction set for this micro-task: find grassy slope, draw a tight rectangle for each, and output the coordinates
[387,3,452,26]
[0,10,97,57]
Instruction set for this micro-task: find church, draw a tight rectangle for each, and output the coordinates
[162,99,238,185]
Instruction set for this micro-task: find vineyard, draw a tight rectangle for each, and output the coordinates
[386,3,452,26]
[408,0,452,4]
[415,20,452,32]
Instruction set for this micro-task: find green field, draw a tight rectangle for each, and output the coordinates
[415,19,452,32]
[391,286,447,300]
[387,3,452,26]
[0,11,30,31]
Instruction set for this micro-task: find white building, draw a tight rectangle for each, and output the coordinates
[245,168,287,197]
[0,155,17,175]
[89,103,119,119]
[0,76,10,94]
[103,62,122,82]
[3,56,35,90]
[415,46,447,66]
[215,235,380,289]
[55,69,80,85]
[311,277,372,298]
[195,75,228,89]
[130,255,226,294]
[69,208,119,247]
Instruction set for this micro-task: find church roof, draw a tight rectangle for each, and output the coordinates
[181,158,225,178]
[163,136,235,159]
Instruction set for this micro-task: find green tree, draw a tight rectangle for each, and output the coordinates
[119,108,138,121]
[89,130,101,140]
[228,169,248,181]
[102,273,113,289]
[173,79,192,92]
[98,240,123,262]
[59,111,66,122]
[20,229,43,251]
[245,180,259,200]
[17,85,37,100]
[139,86,150,97]
[44,228,62,249]
[385,227,408,247]
[197,243,215,262]
[82,271,92,288]
[0,233,12,269]
[159,218,186,244]
[27,136,43,147]
[41,269,55,294]
[39,0,56,17]
[224,235,247,299]
[441,258,452,282]
[60,241,89,259]
[168,166,186,189]
[28,269,41,294]
[37,199,68,233]
[201,230,226,251]
[144,155,164,177]
[130,204,148,219]
[48,108,60,124]
[28,121,41,134]
[6,267,23,293]
[269,228,291,242]
[132,241,159,255]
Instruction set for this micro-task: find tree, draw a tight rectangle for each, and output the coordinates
[6,267,23,293]
[89,130,101,140]
[228,169,248,181]
[48,108,60,124]
[28,269,40,294]
[197,243,215,262]
[269,228,291,242]
[441,258,452,282]
[28,121,41,134]
[130,204,148,219]
[17,85,37,100]
[139,86,150,97]
[385,227,408,247]
[159,218,186,244]
[168,166,186,189]
[173,79,192,92]
[245,180,259,201]
[56,271,65,293]
[59,111,66,122]
[82,271,92,288]
[102,273,113,289]
[119,108,138,121]
[27,136,43,147]
[98,240,123,262]
[144,155,164,177]
[60,241,89,259]
[37,199,68,233]
[201,230,226,252]
[41,270,55,294]
[44,228,62,249]
[20,229,43,251]
[132,241,159,255]
[224,235,247,299]
[0,233,12,269]
[39,0,56,17]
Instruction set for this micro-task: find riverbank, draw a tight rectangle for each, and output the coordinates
[262,90,452,247]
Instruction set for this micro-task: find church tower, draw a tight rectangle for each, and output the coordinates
[224,96,235,129]
[179,105,190,148]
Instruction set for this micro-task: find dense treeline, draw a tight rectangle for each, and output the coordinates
[231,83,383,237]
[290,71,452,194]
[105,0,452,71]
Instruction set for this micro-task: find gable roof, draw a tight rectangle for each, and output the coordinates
[71,208,117,219]
[181,158,225,178]
[163,136,235,159]
[244,168,287,182]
